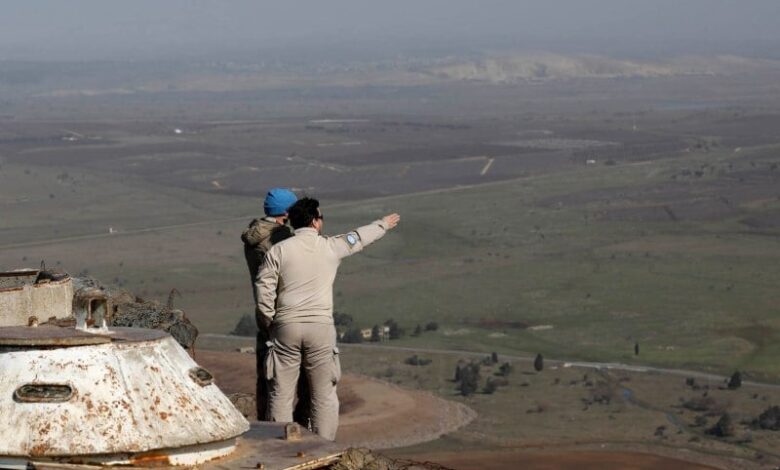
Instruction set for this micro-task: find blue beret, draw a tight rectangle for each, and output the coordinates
[264,188,298,216]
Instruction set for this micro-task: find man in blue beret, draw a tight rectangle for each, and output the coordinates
[241,188,310,424]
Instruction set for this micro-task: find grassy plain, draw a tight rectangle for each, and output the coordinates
[1,74,780,384]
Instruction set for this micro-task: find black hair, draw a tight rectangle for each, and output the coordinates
[269,225,294,245]
[288,197,320,229]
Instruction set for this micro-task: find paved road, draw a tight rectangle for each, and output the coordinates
[199,333,780,391]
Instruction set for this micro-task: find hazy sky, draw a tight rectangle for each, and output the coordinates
[2,1,779,61]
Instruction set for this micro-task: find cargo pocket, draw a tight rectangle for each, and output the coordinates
[331,346,342,385]
[264,341,277,382]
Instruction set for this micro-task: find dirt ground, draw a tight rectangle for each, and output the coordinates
[195,350,748,470]
[405,450,722,470]
[195,350,476,449]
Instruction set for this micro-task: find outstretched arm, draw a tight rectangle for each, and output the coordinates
[330,213,400,259]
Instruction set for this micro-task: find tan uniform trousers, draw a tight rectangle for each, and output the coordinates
[266,322,340,440]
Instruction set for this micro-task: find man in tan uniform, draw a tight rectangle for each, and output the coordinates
[241,188,310,424]
[255,197,400,440]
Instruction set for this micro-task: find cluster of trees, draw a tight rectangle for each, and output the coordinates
[335,311,361,343]
[454,355,515,396]
[410,322,439,337]
[337,313,416,344]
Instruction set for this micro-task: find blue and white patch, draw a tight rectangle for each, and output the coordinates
[346,233,358,246]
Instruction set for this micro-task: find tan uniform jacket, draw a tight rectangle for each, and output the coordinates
[255,220,388,328]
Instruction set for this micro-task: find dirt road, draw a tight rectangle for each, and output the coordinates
[195,350,476,450]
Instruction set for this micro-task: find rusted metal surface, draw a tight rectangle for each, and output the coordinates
[0,271,73,327]
[0,326,169,348]
[200,422,344,470]
[0,330,249,462]
[1,422,345,469]
[0,326,112,347]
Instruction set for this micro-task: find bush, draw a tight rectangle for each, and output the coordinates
[411,324,422,337]
[424,322,439,331]
[490,352,499,364]
[404,355,432,366]
[483,379,498,394]
[497,362,513,377]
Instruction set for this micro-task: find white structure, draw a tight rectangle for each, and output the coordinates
[0,270,73,327]
[0,327,249,467]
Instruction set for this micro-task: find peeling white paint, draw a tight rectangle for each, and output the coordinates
[0,329,249,464]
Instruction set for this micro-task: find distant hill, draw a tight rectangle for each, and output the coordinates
[422,54,780,83]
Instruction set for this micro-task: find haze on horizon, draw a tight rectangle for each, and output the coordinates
[2,0,780,62]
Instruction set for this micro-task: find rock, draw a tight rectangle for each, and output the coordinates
[227,393,256,419]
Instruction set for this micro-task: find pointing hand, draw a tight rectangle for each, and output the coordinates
[382,213,400,230]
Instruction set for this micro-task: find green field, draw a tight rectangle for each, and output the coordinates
[327,146,780,380]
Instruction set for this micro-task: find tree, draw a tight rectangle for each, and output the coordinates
[385,319,404,340]
[333,311,353,327]
[412,324,422,337]
[454,360,466,382]
[370,325,381,342]
[459,363,480,396]
[497,362,513,377]
[727,371,742,390]
[483,379,497,394]
[341,327,363,344]
[491,352,499,364]
[424,322,439,332]
[534,353,544,372]
[634,342,640,356]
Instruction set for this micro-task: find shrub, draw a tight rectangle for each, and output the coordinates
[404,355,432,366]
[497,362,513,377]
[425,322,439,331]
